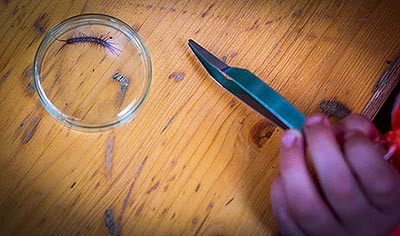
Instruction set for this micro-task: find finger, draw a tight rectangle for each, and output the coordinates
[343,130,400,214]
[279,129,346,236]
[332,114,383,146]
[271,177,307,236]
[338,114,383,141]
[303,115,374,227]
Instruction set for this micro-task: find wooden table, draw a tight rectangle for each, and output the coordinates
[1,0,399,235]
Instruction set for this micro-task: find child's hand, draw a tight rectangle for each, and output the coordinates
[271,114,400,236]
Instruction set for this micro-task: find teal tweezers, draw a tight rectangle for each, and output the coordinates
[188,39,305,130]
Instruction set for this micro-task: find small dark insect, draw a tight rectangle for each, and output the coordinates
[54,33,121,56]
[112,72,130,91]
[319,99,351,119]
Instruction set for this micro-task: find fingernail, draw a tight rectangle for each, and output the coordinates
[281,130,301,147]
[305,115,328,127]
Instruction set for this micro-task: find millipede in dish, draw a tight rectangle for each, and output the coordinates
[54,33,121,56]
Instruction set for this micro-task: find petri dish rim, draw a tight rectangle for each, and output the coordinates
[33,13,152,132]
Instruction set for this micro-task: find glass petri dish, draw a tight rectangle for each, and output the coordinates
[33,14,151,132]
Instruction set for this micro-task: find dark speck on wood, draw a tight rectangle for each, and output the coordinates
[136,202,145,216]
[104,208,120,236]
[147,181,159,194]
[194,212,210,236]
[334,0,342,7]
[135,156,148,178]
[25,83,35,94]
[221,52,237,64]
[163,184,169,192]
[195,183,201,192]
[120,182,134,219]
[306,34,318,41]
[27,13,48,48]
[22,114,41,144]
[225,197,234,206]
[22,66,35,94]
[248,19,260,31]
[265,20,273,25]
[169,175,176,182]
[161,114,176,133]
[0,70,10,86]
[201,3,215,17]
[292,10,302,17]
[70,182,76,189]
[319,99,351,119]
[12,6,17,15]
[169,72,184,82]
[105,133,115,176]
[36,13,48,34]
[35,20,45,34]
[170,159,176,167]
[208,202,214,209]
[192,217,199,225]
[161,208,168,215]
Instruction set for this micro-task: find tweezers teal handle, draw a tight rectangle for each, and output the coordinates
[188,39,305,130]
[224,67,305,130]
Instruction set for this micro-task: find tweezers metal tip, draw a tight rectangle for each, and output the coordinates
[188,39,198,50]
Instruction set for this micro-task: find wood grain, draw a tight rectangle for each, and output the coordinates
[1,0,400,235]
[362,56,400,120]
